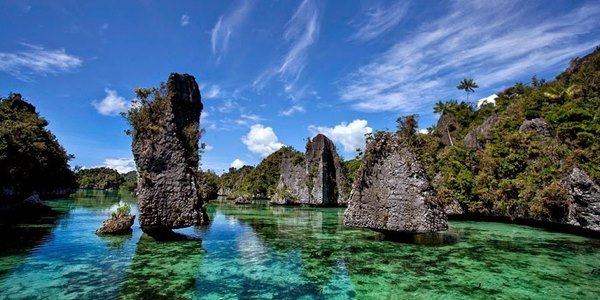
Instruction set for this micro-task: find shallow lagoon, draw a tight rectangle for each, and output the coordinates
[1,191,599,299]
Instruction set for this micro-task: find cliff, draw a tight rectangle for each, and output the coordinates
[128,73,207,234]
[272,134,349,206]
[343,132,448,233]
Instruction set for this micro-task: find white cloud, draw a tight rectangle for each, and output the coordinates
[279,105,305,116]
[204,85,222,99]
[181,14,190,27]
[477,94,498,108]
[0,44,82,80]
[241,124,284,157]
[92,89,131,116]
[204,144,214,151]
[339,2,600,113]
[102,158,136,174]
[230,158,246,169]
[253,0,319,94]
[211,1,251,60]
[350,2,407,41]
[308,119,373,154]
[418,128,429,134]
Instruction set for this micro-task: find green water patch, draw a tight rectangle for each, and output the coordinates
[0,192,599,299]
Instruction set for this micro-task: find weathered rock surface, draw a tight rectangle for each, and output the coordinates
[463,115,500,149]
[564,168,600,232]
[434,113,460,147]
[344,132,448,233]
[272,134,348,206]
[96,214,135,235]
[519,118,553,137]
[132,73,207,233]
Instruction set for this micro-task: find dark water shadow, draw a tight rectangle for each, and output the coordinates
[376,230,463,246]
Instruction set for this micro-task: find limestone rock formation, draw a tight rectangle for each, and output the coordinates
[434,113,460,147]
[272,134,348,206]
[463,115,500,149]
[96,214,135,235]
[519,118,553,137]
[344,132,448,233]
[131,73,207,234]
[564,168,600,232]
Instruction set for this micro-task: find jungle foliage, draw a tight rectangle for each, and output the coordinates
[0,93,76,203]
[400,47,600,221]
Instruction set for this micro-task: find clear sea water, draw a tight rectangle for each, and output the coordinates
[1,190,599,299]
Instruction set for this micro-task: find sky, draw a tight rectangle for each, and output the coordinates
[1,0,599,174]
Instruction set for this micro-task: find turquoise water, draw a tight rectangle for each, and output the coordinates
[1,190,599,299]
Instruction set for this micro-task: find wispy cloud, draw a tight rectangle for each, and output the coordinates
[0,44,82,80]
[253,0,320,95]
[350,2,407,42]
[92,89,131,116]
[181,14,190,27]
[339,1,600,113]
[235,113,264,126]
[279,105,305,116]
[211,1,251,61]
[204,84,222,99]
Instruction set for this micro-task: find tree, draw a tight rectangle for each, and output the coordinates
[457,78,479,102]
[396,114,418,137]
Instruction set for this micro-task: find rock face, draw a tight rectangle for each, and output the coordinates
[519,118,553,137]
[564,168,600,232]
[132,73,207,233]
[272,134,348,206]
[434,113,460,147]
[463,115,500,149]
[344,132,448,233]
[96,214,135,235]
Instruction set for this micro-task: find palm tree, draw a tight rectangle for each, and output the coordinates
[457,78,478,102]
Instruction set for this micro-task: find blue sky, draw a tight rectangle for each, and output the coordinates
[1,0,599,174]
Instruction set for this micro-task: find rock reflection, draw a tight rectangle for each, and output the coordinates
[120,235,204,299]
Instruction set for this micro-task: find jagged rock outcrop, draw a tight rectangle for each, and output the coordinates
[131,73,207,234]
[432,173,464,215]
[463,115,500,149]
[434,113,460,147]
[344,132,448,233]
[96,214,135,235]
[564,168,600,232]
[519,118,553,137]
[272,134,348,206]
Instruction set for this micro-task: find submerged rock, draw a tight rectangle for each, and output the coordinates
[96,214,135,235]
[344,132,448,233]
[131,73,207,234]
[565,168,600,232]
[272,134,348,206]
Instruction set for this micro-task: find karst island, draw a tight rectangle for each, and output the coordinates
[1,1,600,299]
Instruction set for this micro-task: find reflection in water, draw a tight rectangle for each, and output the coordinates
[0,193,600,299]
[120,235,204,299]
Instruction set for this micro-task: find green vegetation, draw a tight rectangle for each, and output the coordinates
[198,169,219,200]
[111,203,131,219]
[121,171,137,192]
[456,78,479,101]
[392,47,600,221]
[0,93,76,203]
[76,167,123,190]
[219,146,304,198]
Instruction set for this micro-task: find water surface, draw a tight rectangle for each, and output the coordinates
[0,191,599,299]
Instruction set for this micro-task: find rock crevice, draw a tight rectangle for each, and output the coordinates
[272,134,348,206]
